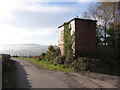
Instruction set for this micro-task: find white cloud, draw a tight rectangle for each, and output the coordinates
[0,0,72,26]
[0,0,88,45]
[0,0,26,23]
[77,0,97,2]
[0,24,57,45]
[0,0,59,45]
[23,0,99,2]
[31,27,57,37]
[0,0,71,21]
[0,24,33,44]
[19,4,70,12]
[29,27,58,45]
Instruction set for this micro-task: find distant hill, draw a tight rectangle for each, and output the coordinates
[0,44,48,56]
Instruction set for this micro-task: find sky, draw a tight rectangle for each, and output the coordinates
[0,0,95,45]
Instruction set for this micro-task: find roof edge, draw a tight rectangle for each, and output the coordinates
[58,18,97,28]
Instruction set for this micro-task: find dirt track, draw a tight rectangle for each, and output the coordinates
[12,58,119,88]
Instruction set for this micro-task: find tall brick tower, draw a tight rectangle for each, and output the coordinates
[58,18,97,57]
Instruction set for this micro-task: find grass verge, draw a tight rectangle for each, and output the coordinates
[17,57,74,72]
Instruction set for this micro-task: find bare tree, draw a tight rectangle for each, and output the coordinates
[83,2,118,46]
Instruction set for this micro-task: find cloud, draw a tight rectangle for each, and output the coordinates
[31,27,57,37]
[0,24,32,44]
[0,0,25,23]
[0,1,91,45]
[4,1,76,29]
[29,27,58,45]
[0,24,58,45]
[19,3,71,12]
[22,0,98,2]
[77,0,97,2]
[6,10,73,29]
[0,1,71,45]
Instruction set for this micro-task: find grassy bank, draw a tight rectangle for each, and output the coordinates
[2,59,17,88]
[17,57,74,72]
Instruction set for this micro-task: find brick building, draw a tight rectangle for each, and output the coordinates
[58,18,97,57]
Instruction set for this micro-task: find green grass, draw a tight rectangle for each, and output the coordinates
[17,57,74,72]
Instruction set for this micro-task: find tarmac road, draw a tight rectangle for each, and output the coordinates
[12,58,84,88]
[12,58,118,88]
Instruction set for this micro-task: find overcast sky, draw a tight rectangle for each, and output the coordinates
[0,0,95,45]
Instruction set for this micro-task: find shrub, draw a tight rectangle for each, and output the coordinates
[48,45,55,52]
[28,56,33,58]
[45,45,61,61]
[75,57,90,71]
[41,53,46,59]
[53,55,66,65]
[96,47,116,60]
[69,57,101,72]
[45,51,53,61]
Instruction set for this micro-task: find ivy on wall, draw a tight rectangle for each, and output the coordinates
[63,22,75,60]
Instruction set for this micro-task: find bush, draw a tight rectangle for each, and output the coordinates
[46,51,54,61]
[41,53,46,59]
[77,47,117,73]
[52,55,66,65]
[96,47,116,60]
[69,57,101,72]
[73,57,90,71]
[95,47,118,71]
[48,45,55,52]
[32,45,118,74]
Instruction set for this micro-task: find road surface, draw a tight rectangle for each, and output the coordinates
[12,58,84,88]
[12,58,119,88]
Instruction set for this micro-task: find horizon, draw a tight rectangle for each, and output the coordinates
[0,44,49,56]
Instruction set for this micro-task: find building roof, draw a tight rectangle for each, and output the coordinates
[58,18,97,28]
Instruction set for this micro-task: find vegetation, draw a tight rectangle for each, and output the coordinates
[83,2,119,46]
[63,22,75,64]
[22,43,117,75]
[64,23,72,56]
[18,57,74,72]
[2,54,16,88]
[17,2,119,75]
[82,2,119,75]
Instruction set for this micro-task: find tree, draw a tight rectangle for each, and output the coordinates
[83,2,120,69]
[107,21,120,55]
[83,3,98,20]
[83,2,118,46]
[96,24,104,46]
[48,45,55,52]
